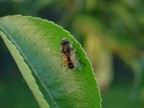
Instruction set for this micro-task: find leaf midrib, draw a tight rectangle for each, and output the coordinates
[0,25,60,108]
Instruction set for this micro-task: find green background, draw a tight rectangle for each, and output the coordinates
[0,0,144,108]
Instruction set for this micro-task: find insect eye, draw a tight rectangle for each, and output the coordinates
[60,39,70,45]
[62,42,69,45]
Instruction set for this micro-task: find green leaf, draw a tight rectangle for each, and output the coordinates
[0,15,101,108]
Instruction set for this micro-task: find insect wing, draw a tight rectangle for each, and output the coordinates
[75,59,83,72]
[70,50,82,72]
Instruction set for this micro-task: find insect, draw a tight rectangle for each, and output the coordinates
[60,38,77,70]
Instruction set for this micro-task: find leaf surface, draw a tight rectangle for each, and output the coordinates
[0,15,101,108]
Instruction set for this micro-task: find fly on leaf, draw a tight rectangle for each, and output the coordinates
[60,38,82,71]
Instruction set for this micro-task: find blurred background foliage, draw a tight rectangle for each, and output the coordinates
[0,0,144,108]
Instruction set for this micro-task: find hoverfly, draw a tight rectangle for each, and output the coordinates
[60,38,78,70]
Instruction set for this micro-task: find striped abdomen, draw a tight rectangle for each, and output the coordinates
[67,56,74,69]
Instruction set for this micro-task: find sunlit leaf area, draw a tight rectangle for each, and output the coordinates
[0,0,144,108]
[0,15,101,108]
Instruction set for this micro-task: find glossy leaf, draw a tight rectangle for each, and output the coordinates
[0,15,101,108]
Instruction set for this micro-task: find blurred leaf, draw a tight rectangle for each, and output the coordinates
[84,35,113,90]
[0,15,101,108]
[73,14,113,90]
[73,14,104,36]
[121,0,140,9]
[32,0,54,11]
[73,14,141,56]
[85,0,97,11]
[128,58,144,100]
[110,3,137,31]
